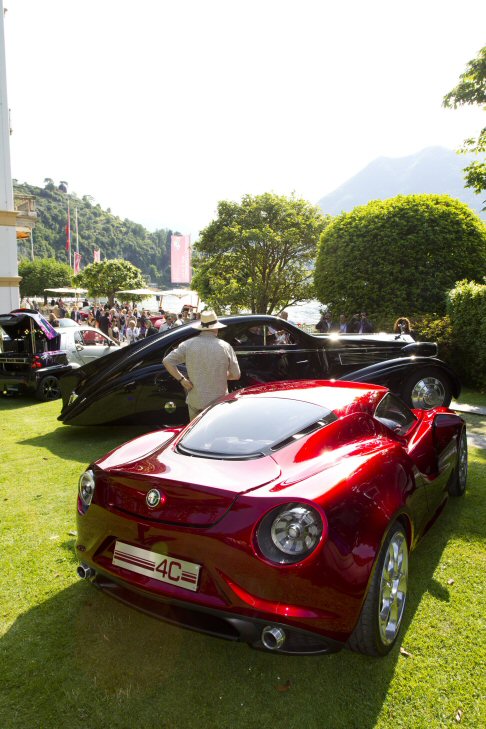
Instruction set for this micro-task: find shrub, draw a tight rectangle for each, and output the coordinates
[447,279,486,389]
[314,194,486,316]
[413,314,456,367]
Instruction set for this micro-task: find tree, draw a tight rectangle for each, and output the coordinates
[192,193,328,314]
[19,258,73,299]
[14,181,171,283]
[314,194,486,317]
[443,46,486,204]
[74,259,147,306]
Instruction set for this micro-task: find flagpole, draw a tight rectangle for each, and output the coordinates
[66,200,71,269]
[75,207,79,253]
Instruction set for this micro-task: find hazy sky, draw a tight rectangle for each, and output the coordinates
[4,0,486,237]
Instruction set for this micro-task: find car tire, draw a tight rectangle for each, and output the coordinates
[402,368,452,409]
[448,427,468,497]
[348,523,409,656]
[36,375,61,401]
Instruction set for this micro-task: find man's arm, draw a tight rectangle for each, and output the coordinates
[227,346,241,381]
[162,343,193,390]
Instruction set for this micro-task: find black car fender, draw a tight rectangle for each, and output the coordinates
[338,356,461,399]
[34,362,73,383]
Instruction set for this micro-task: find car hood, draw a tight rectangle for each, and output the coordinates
[94,430,282,526]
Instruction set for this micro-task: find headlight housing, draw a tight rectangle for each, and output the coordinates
[78,469,96,513]
[256,502,324,564]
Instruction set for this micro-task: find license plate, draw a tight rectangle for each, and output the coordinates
[112,541,201,592]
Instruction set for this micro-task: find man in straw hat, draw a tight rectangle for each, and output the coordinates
[162,309,240,421]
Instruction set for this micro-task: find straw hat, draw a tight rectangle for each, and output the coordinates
[191,309,226,330]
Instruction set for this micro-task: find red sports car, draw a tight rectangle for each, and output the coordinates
[75,380,468,656]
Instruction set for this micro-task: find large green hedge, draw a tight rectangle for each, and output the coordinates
[314,194,486,317]
[447,279,486,388]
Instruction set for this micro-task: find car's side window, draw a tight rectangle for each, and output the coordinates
[82,330,107,346]
[222,324,297,347]
[374,393,417,435]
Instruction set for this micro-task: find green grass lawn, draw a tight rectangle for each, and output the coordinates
[1,398,485,729]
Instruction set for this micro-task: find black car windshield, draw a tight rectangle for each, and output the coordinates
[177,397,337,459]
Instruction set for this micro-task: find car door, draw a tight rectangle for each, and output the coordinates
[74,329,114,364]
[132,339,193,426]
[374,393,431,545]
[220,322,326,389]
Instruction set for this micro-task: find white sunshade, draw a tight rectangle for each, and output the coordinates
[44,287,88,294]
[160,288,196,298]
[116,288,163,296]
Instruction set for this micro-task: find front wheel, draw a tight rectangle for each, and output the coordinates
[36,375,61,401]
[402,368,452,409]
[348,523,409,656]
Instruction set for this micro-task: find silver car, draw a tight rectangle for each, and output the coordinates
[55,325,120,367]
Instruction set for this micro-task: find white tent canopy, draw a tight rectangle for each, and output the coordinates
[116,288,163,296]
[44,287,88,294]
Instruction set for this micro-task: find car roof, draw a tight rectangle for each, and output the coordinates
[231,379,388,415]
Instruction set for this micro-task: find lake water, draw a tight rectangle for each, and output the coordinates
[141,295,324,325]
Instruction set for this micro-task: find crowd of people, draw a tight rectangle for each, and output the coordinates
[40,297,201,343]
[315,311,374,334]
[314,311,416,338]
[21,296,416,343]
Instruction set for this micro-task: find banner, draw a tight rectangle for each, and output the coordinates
[171,235,191,283]
[74,252,82,274]
[94,249,101,263]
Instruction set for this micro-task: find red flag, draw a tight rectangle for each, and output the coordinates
[66,204,71,251]
[93,249,100,263]
[74,252,82,274]
[171,235,191,283]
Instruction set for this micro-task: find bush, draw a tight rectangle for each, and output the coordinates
[314,194,486,316]
[447,279,486,389]
[413,314,456,367]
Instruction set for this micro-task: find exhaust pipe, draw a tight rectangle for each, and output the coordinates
[77,563,96,580]
[261,626,286,650]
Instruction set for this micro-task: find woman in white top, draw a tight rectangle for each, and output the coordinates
[125,318,140,344]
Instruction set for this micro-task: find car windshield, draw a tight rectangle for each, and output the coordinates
[177,397,337,459]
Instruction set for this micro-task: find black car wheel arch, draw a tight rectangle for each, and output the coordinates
[401,367,452,409]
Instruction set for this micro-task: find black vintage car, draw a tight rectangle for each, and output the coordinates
[0,309,71,400]
[58,315,460,427]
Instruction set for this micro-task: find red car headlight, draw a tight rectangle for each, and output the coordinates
[256,503,324,564]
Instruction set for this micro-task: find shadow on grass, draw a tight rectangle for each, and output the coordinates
[19,423,149,464]
[0,394,43,412]
[1,478,483,729]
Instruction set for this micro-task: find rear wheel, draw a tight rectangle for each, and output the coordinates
[402,368,452,409]
[348,523,409,656]
[448,427,468,497]
[36,375,61,401]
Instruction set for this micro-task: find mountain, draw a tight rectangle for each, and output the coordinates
[13,181,175,288]
[318,147,485,218]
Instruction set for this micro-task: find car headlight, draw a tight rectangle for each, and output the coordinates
[78,469,96,511]
[256,503,324,564]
